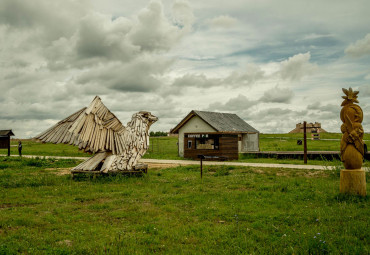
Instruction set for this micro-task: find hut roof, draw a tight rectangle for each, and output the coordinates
[170,110,259,134]
[0,130,15,137]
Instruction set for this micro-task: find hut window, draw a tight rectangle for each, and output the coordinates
[187,140,192,149]
[195,135,219,150]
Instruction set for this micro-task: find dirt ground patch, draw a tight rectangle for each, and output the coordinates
[45,168,72,175]
[275,169,328,178]
[303,170,328,178]
[147,163,179,169]
[45,163,178,176]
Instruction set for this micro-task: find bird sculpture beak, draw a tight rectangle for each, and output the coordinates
[150,115,158,123]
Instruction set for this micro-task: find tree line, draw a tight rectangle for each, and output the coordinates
[149,131,168,137]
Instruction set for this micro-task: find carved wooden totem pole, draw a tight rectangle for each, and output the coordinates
[340,88,366,196]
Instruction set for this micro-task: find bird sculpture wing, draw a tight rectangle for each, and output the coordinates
[34,96,125,154]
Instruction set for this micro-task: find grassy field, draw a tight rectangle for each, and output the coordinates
[4,140,88,157]
[2,137,180,159]
[0,157,369,254]
[1,134,369,166]
[260,133,370,152]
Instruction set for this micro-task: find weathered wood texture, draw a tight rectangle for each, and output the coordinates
[34,96,157,172]
[71,163,148,179]
[0,137,9,149]
[339,88,366,196]
[340,169,366,196]
[184,134,238,160]
[340,88,364,169]
[0,130,15,156]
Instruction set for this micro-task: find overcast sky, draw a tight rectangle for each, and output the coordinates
[1,0,370,138]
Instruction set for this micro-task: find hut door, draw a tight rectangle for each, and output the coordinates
[245,133,259,151]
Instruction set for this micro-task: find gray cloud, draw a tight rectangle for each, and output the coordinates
[128,0,189,52]
[172,63,265,89]
[260,86,293,103]
[345,33,370,58]
[208,94,257,111]
[1,0,370,136]
[75,13,139,61]
[224,64,265,86]
[242,107,309,133]
[361,85,370,97]
[307,102,338,113]
[43,1,191,69]
[173,73,220,88]
[75,55,173,92]
[0,0,87,41]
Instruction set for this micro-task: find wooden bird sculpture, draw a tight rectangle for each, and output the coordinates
[34,96,158,173]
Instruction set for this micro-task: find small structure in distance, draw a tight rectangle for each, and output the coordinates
[170,110,259,160]
[0,130,15,156]
[289,122,327,134]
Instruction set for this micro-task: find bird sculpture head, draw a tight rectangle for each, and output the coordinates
[134,111,158,128]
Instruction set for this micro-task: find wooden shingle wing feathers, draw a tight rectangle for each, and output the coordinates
[34,96,158,172]
[34,96,126,154]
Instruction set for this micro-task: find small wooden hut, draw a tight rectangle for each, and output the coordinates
[170,110,259,160]
[0,130,15,156]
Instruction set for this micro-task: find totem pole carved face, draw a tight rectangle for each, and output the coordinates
[340,88,364,169]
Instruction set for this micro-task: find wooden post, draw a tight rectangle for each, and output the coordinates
[7,137,10,157]
[340,169,366,196]
[303,121,307,164]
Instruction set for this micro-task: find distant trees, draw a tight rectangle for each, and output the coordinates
[150,131,168,137]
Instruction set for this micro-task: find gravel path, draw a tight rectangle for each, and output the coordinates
[0,154,338,170]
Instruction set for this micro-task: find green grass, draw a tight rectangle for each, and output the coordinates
[259,133,370,151]
[2,137,181,159]
[238,154,370,168]
[4,139,88,157]
[2,134,369,166]
[143,137,181,160]
[0,157,369,254]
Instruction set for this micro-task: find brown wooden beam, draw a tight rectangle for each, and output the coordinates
[303,121,307,164]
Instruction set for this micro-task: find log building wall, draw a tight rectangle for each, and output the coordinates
[184,133,238,160]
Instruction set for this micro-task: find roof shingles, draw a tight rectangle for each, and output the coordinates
[0,130,15,136]
[194,110,258,133]
[171,110,258,133]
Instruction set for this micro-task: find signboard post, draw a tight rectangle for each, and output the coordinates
[0,130,15,156]
[303,121,307,164]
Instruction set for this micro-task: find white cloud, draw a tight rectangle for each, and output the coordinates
[300,33,335,41]
[345,33,370,58]
[128,0,189,52]
[207,15,238,29]
[172,0,195,30]
[279,52,317,81]
[1,0,370,136]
